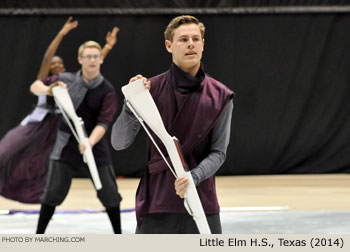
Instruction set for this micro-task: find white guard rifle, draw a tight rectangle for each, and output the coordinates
[122,79,211,234]
[52,85,102,190]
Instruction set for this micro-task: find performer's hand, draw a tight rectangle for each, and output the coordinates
[105,26,119,47]
[57,81,67,89]
[129,74,151,90]
[175,177,190,198]
[78,143,86,154]
[47,81,67,96]
[78,140,94,154]
[58,16,78,36]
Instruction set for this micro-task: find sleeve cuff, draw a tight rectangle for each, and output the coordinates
[191,171,200,186]
[97,123,108,130]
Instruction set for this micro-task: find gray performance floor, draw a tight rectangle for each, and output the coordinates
[1,210,349,234]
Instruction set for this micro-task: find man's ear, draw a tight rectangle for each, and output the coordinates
[78,56,82,65]
[165,40,172,53]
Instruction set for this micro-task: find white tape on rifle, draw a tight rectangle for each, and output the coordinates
[52,86,102,190]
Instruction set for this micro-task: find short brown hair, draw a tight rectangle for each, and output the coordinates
[164,15,205,41]
[78,40,102,57]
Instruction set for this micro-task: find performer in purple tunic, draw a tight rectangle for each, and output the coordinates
[111,15,234,233]
[31,41,122,234]
[0,17,78,203]
[0,17,119,204]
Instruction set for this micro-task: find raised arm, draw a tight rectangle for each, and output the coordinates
[102,26,119,60]
[36,17,78,79]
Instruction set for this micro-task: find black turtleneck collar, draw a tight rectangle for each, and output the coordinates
[166,62,205,94]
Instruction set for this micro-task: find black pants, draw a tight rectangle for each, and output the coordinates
[136,213,222,234]
[41,160,121,208]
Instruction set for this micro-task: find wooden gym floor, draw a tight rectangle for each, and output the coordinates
[1,174,349,211]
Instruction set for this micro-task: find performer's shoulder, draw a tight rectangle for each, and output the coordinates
[148,72,168,91]
[205,74,229,90]
[99,80,118,101]
[102,78,115,90]
[205,74,235,97]
[59,72,76,82]
[147,72,167,98]
[149,72,167,83]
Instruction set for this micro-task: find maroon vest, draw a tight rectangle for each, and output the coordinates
[135,72,234,227]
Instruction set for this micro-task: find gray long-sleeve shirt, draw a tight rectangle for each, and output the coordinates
[111,100,233,185]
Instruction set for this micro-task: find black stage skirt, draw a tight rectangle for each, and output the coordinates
[0,114,59,203]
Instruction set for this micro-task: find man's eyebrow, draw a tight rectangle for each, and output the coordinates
[179,34,200,37]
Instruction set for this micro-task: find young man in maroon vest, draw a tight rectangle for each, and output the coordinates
[112,15,234,233]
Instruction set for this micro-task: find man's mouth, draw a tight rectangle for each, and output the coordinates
[52,67,62,74]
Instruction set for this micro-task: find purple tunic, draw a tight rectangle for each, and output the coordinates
[0,73,62,203]
[0,113,59,203]
[136,70,234,226]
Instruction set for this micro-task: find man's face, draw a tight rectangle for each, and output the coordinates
[78,47,103,75]
[165,23,204,73]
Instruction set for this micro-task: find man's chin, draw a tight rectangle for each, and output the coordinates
[183,60,200,68]
[85,67,99,73]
